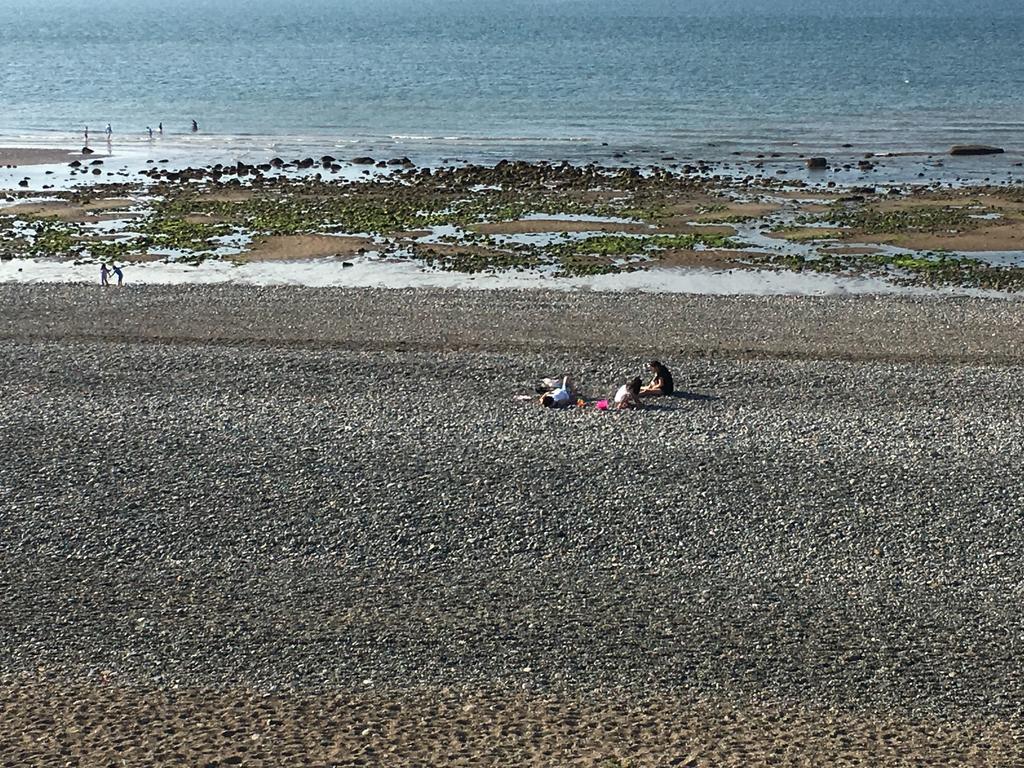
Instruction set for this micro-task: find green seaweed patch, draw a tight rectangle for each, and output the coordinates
[760,248,1024,291]
[137,216,232,251]
[404,231,747,277]
[756,253,847,273]
[1,215,81,258]
[85,239,139,262]
[28,217,77,255]
[825,205,979,234]
[148,175,733,249]
[870,252,1024,290]
[695,203,730,214]
[410,244,543,274]
[5,209,235,264]
[176,189,613,237]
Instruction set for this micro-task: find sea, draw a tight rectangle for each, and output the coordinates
[1,0,1023,166]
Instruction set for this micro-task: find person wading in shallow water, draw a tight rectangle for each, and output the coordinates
[191,119,198,132]
[640,360,674,397]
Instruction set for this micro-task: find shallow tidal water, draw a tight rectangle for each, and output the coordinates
[1,0,1022,163]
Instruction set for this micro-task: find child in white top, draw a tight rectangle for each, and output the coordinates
[614,377,643,409]
[540,376,575,408]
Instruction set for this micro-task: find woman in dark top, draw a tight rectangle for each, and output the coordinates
[640,360,674,397]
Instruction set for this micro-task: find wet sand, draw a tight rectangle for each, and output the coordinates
[0,147,93,167]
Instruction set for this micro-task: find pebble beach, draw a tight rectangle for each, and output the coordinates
[2,284,1023,765]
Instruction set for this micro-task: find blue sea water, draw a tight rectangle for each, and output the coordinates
[1,0,1022,163]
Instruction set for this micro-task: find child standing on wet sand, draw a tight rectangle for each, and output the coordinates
[100,263,110,287]
[112,264,124,286]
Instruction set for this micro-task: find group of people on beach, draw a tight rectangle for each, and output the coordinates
[83,120,197,145]
[538,360,674,410]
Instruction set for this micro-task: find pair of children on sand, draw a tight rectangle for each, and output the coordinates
[100,263,124,286]
[539,360,674,409]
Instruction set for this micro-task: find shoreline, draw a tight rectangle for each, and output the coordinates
[1,134,1022,189]
[3,255,1019,299]
[0,146,95,167]
[2,153,1024,296]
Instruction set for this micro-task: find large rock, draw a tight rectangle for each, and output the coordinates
[806,157,828,170]
[950,145,1004,156]
[351,156,375,165]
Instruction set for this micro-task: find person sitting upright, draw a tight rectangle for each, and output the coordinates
[614,377,644,409]
[640,360,674,397]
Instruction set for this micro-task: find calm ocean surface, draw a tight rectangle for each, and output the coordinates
[1,0,1022,163]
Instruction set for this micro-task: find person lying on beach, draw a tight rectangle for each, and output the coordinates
[640,360,674,397]
[614,377,644,409]
[539,375,576,408]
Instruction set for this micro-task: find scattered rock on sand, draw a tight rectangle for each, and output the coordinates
[950,145,1004,156]
[806,157,828,170]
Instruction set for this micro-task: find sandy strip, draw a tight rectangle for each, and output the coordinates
[3,198,136,221]
[2,680,1018,767]
[867,224,1024,252]
[235,234,375,263]
[0,147,92,167]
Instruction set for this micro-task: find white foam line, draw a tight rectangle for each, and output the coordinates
[1,256,1016,299]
